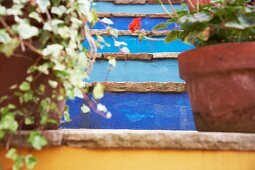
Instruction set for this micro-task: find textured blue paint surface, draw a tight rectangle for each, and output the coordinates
[94,2,185,14]
[83,36,194,53]
[94,17,179,30]
[61,92,196,130]
[89,59,184,83]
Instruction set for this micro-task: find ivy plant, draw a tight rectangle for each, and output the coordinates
[0,0,127,169]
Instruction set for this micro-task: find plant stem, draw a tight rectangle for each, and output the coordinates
[167,0,178,16]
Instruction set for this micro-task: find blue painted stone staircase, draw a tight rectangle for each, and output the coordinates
[61,1,196,130]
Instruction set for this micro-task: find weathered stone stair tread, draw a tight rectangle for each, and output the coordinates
[2,130,255,151]
[88,82,186,92]
[97,13,172,18]
[92,30,171,36]
[96,52,180,60]
[95,2,183,18]
[94,0,182,4]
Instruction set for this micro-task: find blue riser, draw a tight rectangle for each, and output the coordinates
[83,36,194,53]
[93,17,178,31]
[89,59,184,83]
[61,92,196,130]
[94,2,185,14]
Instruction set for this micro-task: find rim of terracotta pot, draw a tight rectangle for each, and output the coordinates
[178,41,255,80]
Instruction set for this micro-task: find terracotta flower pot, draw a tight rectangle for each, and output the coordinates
[178,42,255,132]
[185,0,211,11]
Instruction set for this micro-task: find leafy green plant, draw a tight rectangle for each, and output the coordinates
[0,0,126,169]
[154,0,255,46]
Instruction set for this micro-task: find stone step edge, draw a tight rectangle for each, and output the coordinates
[92,30,171,36]
[97,13,172,18]
[96,52,180,60]
[94,0,183,4]
[87,82,186,93]
[1,130,255,151]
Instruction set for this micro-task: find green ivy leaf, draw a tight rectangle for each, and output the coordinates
[51,5,66,16]
[108,28,118,38]
[184,32,199,44]
[13,156,24,170]
[81,104,90,114]
[63,112,71,122]
[0,38,20,57]
[0,5,6,16]
[26,76,33,82]
[108,57,116,68]
[153,22,168,30]
[0,95,8,103]
[40,112,48,125]
[17,23,39,39]
[6,148,17,160]
[120,47,130,54]
[37,63,50,75]
[19,82,31,91]
[29,12,42,23]
[0,130,5,139]
[28,131,47,150]
[101,17,113,25]
[93,83,104,100]
[36,0,50,13]
[25,155,37,170]
[48,80,58,88]
[0,29,11,43]
[97,103,107,113]
[91,8,98,26]
[165,30,181,43]
[42,44,63,57]
[0,114,18,132]
[25,117,35,125]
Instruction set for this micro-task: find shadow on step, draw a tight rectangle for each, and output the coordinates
[61,92,196,130]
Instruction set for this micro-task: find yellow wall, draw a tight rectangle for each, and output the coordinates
[1,147,255,170]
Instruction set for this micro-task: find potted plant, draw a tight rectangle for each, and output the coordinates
[0,0,112,169]
[153,0,255,132]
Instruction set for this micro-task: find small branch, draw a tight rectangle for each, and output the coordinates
[5,134,13,150]
[0,18,15,37]
[19,36,26,52]
[23,41,43,56]
[13,53,33,60]
[167,0,178,16]
[187,0,195,9]
[104,67,112,82]
[82,92,107,118]
[45,9,52,21]
[158,0,173,17]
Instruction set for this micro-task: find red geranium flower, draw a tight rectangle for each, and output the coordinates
[128,17,141,33]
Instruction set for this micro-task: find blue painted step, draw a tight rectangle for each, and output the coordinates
[61,92,196,130]
[89,59,184,83]
[93,17,178,31]
[94,2,185,14]
[83,36,194,53]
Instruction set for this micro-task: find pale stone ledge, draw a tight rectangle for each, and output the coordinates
[89,82,186,92]
[91,30,171,36]
[1,130,255,151]
[96,53,179,60]
[102,53,153,60]
[97,13,172,18]
[153,52,179,58]
[94,0,183,4]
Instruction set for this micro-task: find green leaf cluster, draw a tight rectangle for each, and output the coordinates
[154,0,255,46]
[0,0,117,169]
